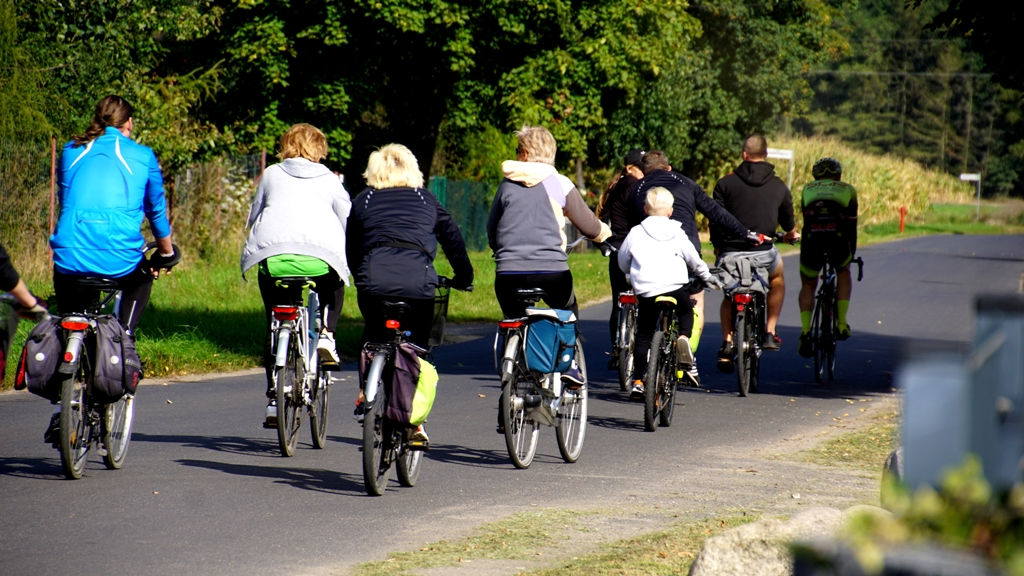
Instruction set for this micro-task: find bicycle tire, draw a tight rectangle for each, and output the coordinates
[102,394,135,469]
[556,340,587,462]
[396,448,422,487]
[362,397,391,496]
[825,297,837,381]
[59,375,89,479]
[644,330,664,431]
[309,359,330,449]
[275,346,302,457]
[658,329,677,427]
[735,311,749,397]
[500,333,539,468]
[617,306,635,392]
[811,294,824,383]
[749,300,761,394]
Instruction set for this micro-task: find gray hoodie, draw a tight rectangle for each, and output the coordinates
[241,158,351,280]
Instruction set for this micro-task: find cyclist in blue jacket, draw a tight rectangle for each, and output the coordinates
[51,95,178,332]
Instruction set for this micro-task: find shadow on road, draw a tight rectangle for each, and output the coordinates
[175,458,365,495]
[426,443,511,469]
[133,432,284,457]
[0,456,65,480]
[587,415,645,433]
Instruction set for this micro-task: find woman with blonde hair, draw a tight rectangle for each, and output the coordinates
[346,143,474,442]
[241,123,351,427]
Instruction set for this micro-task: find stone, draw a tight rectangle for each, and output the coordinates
[688,507,846,576]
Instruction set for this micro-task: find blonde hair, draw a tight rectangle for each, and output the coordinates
[279,123,328,162]
[645,187,674,217]
[363,143,424,189]
[515,125,557,165]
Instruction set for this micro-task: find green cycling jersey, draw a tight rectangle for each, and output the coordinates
[800,179,858,237]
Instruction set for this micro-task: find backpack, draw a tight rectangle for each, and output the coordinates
[524,308,577,373]
[92,316,143,402]
[386,343,438,426]
[14,317,64,401]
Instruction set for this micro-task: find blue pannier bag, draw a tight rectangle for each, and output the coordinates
[524,308,577,373]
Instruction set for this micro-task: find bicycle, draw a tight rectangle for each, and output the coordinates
[642,294,690,431]
[494,288,588,468]
[360,276,468,496]
[810,256,864,383]
[614,286,637,392]
[266,277,335,457]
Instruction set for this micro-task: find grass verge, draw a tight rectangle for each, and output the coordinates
[794,407,899,472]
[350,508,754,576]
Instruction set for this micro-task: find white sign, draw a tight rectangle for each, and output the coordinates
[767,148,794,160]
[960,173,981,182]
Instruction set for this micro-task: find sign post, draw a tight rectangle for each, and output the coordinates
[767,148,795,190]
[960,173,981,221]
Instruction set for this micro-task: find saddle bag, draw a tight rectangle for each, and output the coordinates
[524,308,577,374]
[14,317,64,401]
[387,343,438,426]
[92,316,143,402]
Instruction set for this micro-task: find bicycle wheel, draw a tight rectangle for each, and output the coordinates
[825,298,837,381]
[102,394,135,470]
[500,334,540,468]
[396,448,422,487]
[658,330,677,427]
[749,301,761,394]
[309,359,330,449]
[362,397,392,496]
[556,341,587,462]
[735,311,749,397]
[275,345,302,457]
[643,330,665,431]
[617,306,635,392]
[811,297,825,383]
[59,374,90,479]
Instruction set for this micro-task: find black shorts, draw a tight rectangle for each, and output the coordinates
[800,237,853,278]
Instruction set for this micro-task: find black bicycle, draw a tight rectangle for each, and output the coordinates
[642,295,690,431]
[614,287,637,392]
[360,276,468,496]
[810,256,864,382]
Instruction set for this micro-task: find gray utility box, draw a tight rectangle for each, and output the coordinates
[901,294,1024,491]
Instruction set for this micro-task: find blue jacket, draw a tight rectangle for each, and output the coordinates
[51,127,171,277]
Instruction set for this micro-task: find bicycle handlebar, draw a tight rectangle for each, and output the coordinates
[438,276,474,292]
[853,257,864,282]
[566,236,617,257]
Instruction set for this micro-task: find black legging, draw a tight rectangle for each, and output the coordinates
[632,285,695,382]
[258,269,345,391]
[494,270,578,319]
[607,257,630,345]
[53,264,153,333]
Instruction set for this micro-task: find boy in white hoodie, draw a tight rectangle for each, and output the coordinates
[618,187,722,396]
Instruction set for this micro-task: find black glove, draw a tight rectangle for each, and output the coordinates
[147,244,182,272]
[448,275,474,291]
[15,296,49,321]
[745,231,765,246]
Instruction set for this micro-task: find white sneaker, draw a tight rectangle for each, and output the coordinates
[264,400,278,428]
[675,335,694,368]
[317,331,340,363]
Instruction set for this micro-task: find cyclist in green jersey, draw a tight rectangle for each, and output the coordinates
[797,157,858,357]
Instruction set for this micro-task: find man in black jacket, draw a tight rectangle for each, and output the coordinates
[710,135,799,371]
[628,150,755,385]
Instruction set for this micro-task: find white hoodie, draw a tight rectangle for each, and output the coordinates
[617,216,712,297]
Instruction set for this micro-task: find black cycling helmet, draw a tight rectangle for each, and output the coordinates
[812,157,842,179]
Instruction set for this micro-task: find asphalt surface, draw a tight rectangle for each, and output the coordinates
[1,234,1022,575]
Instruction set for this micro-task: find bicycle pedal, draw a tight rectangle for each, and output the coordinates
[321,361,343,371]
[408,440,430,451]
[495,425,505,434]
[262,420,278,430]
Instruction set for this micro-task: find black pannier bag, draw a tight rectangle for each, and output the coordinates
[14,317,64,401]
[93,316,143,401]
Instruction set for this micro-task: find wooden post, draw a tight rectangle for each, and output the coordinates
[899,206,907,233]
[215,163,223,231]
[49,137,56,257]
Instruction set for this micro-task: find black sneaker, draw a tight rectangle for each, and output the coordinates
[43,412,60,445]
[798,332,814,358]
[717,342,734,374]
[837,324,851,341]
[763,333,782,351]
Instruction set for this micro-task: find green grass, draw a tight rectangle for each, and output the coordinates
[350,508,754,576]
[795,408,899,472]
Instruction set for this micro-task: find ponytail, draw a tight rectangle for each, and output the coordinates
[73,95,133,147]
[596,167,627,220]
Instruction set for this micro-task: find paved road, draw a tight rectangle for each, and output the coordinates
[1,235,1021,575]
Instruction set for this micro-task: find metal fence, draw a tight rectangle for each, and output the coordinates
[0,139,54,279]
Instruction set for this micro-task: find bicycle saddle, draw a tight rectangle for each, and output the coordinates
[72,277,120,290]
[515,288,546,304]
[273,276,316,289]
[382,301,411,320]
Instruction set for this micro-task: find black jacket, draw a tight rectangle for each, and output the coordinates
[628,169,748,256]
[710,161,795,253]
[602,173,639,249]
[346,187,473,299]
[0,243,19,292]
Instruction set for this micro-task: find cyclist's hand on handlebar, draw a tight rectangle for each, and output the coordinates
[704,276,725,291]
[15,296,49,321]
[745,231,765,246]
[146,244,182,279]
[444,275,475,292]
[782,229,800,244]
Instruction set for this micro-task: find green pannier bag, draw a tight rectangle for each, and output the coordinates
[410,357,438,426]
[386,342,438,426]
